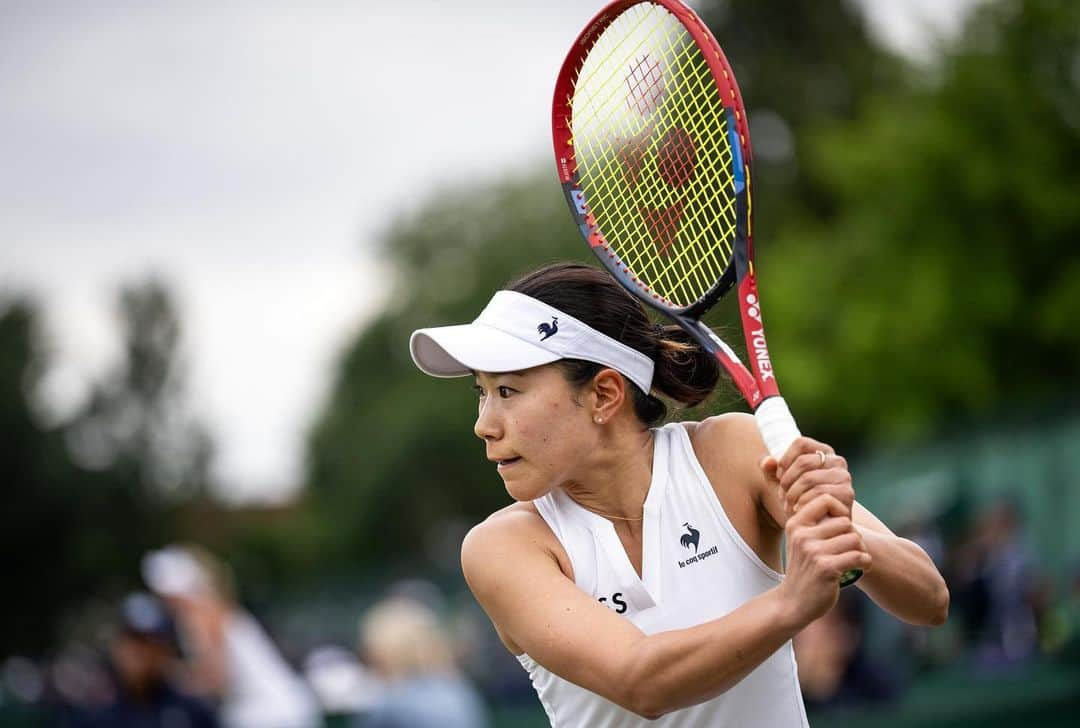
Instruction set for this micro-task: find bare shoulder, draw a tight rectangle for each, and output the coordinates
[462,503,547,562]
[689,412,765,472]
[461,502,569,593]
[464,502,544,542]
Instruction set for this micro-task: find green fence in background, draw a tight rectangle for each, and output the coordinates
[853,407,1080,582]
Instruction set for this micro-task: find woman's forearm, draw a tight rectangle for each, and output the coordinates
[855,526,949,626]
[622,587,803,717]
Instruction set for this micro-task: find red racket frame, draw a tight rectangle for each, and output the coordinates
[551,0,778,411]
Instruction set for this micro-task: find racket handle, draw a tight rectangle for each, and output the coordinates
[840,569,863,587]
[754,396,863,589]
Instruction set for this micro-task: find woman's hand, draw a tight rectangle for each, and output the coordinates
[775,493,872,626]
[760,437,870,626]
[775,438,854,520]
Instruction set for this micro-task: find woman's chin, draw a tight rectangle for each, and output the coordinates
[502,474,554,503]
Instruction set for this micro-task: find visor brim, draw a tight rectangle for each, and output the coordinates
[409,323,562,378]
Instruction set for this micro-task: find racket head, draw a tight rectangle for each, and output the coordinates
[553,0,754,320]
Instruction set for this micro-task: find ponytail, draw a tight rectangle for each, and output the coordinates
[651,324,721,408]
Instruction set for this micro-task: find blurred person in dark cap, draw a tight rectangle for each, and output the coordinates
[57,591,218,728]
[141,544,320,728]
[953,498,1041,670]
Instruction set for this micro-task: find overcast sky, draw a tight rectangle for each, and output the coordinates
[1,0,980,502]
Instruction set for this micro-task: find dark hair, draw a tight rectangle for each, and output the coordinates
[508,262,721,426]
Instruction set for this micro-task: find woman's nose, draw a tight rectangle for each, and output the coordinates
[474,399,501,441]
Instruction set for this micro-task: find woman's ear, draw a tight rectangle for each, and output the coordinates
[591,368,627,424]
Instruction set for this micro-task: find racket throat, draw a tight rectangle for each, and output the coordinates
[686,320,761,406]
[737,275,781,400]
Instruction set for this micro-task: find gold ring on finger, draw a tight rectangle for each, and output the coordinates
[816,450,827,468]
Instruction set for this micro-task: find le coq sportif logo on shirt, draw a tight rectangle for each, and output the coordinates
[680,523,700,553]
[677,522,718,569]
[537,317,559,341]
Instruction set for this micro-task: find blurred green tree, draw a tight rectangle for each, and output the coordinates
[0,298,87,653]
[763,0,1080,443]
[0,281,214,654]
[66,279,214,497]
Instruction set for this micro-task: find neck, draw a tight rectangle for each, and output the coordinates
[562,423,655,523]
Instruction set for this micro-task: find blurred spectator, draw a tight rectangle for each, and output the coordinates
[142,544,322,728]
[56,592,218,727]
[449,599,535,706]
[794,590,898,711]
[303,645,381,718]
[952,499,1040,670]
[353,596,489,728]
[383,579,448,615]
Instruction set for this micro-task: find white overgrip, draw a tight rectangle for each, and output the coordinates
[754,396,800,461]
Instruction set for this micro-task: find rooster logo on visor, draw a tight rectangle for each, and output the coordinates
[537,317,559,341]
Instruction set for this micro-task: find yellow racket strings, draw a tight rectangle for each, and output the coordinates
[573,5,736,296]
[570,2,736,308]
[579,10,733,305]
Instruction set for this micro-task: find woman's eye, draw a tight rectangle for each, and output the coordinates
[498,386,514,398]
[473,386,485,400]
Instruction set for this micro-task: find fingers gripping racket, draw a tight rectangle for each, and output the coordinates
[552,0,860,587]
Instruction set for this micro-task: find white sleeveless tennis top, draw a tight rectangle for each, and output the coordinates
[515,422,808,727]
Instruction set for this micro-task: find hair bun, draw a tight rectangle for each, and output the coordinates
[652,324,721,407]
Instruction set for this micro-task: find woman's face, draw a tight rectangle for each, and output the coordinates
[473,364,597,501]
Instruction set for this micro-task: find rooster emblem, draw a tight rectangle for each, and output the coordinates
[537,317,559,341]
[680,523,700,553]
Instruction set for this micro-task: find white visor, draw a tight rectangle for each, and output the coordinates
[410,290,655,393]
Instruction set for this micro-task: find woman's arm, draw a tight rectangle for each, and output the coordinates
[461,499,869,719]
[765,438,949,627]
[850,504,949,626]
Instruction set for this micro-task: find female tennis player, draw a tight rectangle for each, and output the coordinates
[410,262,948,726]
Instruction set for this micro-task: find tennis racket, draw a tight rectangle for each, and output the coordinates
[552,0,860,587]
